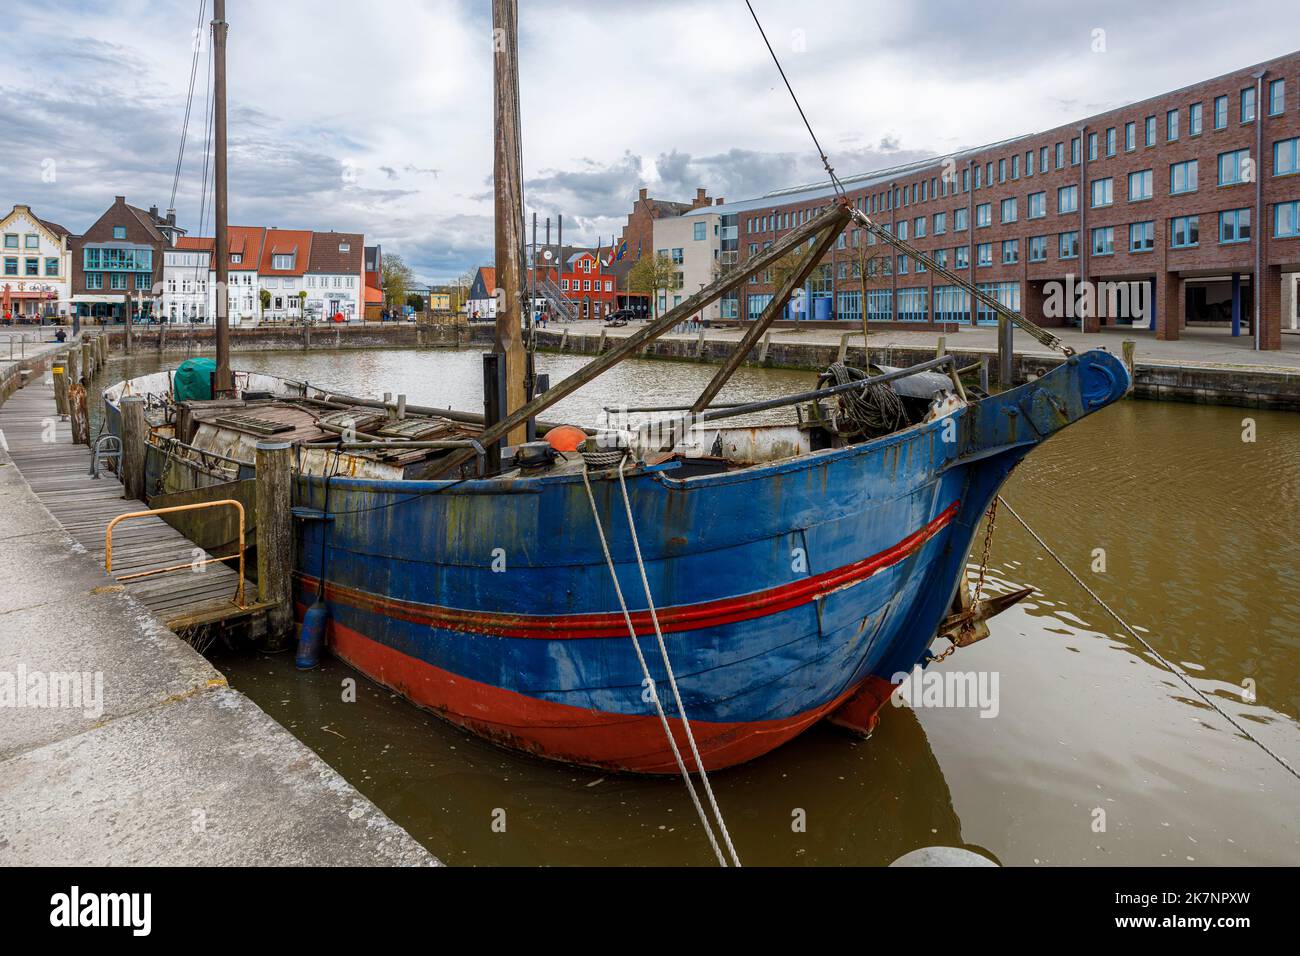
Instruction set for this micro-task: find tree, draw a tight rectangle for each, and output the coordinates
[451,269,475,314]
[382,253,414,310]
[297,289,308,324]
[407,294,425,312]
[258,287,271,324]
[627,254,679,319]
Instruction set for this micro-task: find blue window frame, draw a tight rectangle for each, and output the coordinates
[955,246,970,269]
[1189,102,1203,135]
[1071,137,1081,165]
[1059,231,1079,259]
[1167,108,1179,141]
[1276,201,1300,238]
[1241,87,1256,123]
[1028,192,1046,219]
[1219,208,1251,244]
[954,207,968,231]
[1058,184,1078,213]
[86,272,102,289]
[44,257,58,275]
[1002,239,1019,264]
[1275,137,1299,176]
[1091,177,1113,207]
[4,258,19,276]
[1269,79,1285,116]
[976,243,993,267]
[112,226,126,240]
[1105,128,1116,156]
[1171,215,1200,248]
[1028,235,1048,262]
[1088,132,1098,161]
[1218,149,1251,185]
[1091,226,1115,256]
[1055,142,1065,168]
[933,211,947,234]
[693,222,706,240]
[1129,221,1155,252]
[975,203,991,228]
[1214,95,1228,129]
[1128,169,1153,201]
[1000,197,1017,223]
[1171,159,1198,194]
[1125,122,1136,151]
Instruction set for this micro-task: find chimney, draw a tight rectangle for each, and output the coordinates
[166,208,176,226]
[149,205,158,219]
[114,196,125,205]
[696,187,707,202]
[715,197,725,206]
[638,187,648,201]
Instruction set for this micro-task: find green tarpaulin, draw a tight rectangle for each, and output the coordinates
[172,357,217,402]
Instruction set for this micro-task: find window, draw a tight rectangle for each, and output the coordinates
[954,207,969,231]
[1058,185,1078,213]
[933,211,947,235]
[693,222,706,241]
[339,243,350,253]
[1219,208,1251,244]
[44,257,58,275]
[109,272,126,290]
[1129,221,1155,252]
[962,168,970,192]
[1002,239,1019,264]
[1106,128,1116,156]
[998,158,1006,182]
[24,258,38,276]
[1190,102,1203,136]
[1171,215,1200,248]
[1167,108,1180,141]
[24,234,38,249]
[1241,87,1256,123]
[1088,132,1098,160]
[271,254,295,270]
[1269,79,1285,116]
[933,248,948,268]
[976,243,993,267]
[1145,116,1156,147]
[1028,236,1048,262]
[1000,197,1017,223]
[1171,159,1198,194]
[605,281,612,292]
[113,226,126,239]
[1125,122,1136,151]
[1055,142,1065,168]
[914,216,926,238]
[897,220,909,240]
[1091,226,1115,256]
[1277,201,1300,238]
[86,272,102,289]
[1059,231,1079,259]
[1091,177,1114,207]
[1128,169,1153,201]
[1218,149,1251,185]
[955,246,970,269]
[231,253,242,264]
[897,255,908,275]
[1275,137,1299,176]
[975,203,992,227]
[1028,192,1046,219]
[1214,95,1228,129]
[671,248,683,263]
[1041,145,1049,171]
[1026,150,1034,177]
[1012,154,1020,179]
[2,234,15,249]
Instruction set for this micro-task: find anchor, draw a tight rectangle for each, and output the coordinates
[935,580,1036,650]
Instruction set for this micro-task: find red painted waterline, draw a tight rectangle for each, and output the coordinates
[317,614,898,773]
[296,500,959,641]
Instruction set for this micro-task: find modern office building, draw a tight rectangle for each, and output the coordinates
[724,50,1300,349]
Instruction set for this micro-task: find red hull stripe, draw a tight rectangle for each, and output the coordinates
[297,500,959,641]
[324,615,890,772]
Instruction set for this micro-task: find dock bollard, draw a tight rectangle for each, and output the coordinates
[119,396,148,501]
[1122,339,1136,392]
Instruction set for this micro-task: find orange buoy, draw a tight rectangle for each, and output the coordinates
[543,425,587,453]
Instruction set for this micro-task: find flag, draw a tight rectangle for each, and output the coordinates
[614,240,629,263]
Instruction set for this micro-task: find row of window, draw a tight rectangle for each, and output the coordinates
[740,78,1297,232]
[3,233,46,251]
[84,272,151,290]
[560,279,615,292]
[2,256,61,277]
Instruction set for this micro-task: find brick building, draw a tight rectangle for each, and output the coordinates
[725,50,1300,349]
[69,196,182,321]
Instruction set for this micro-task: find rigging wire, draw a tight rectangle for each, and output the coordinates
[170,0,209,211]
[743,0,844,197]
[996,495,1299,785]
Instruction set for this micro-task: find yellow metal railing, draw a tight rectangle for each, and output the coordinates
[105,499,247,608]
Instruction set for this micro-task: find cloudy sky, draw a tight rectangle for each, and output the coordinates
[1,0,1296,282]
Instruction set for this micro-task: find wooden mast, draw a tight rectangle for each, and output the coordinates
[212,0,233,396]
[492,0,527,446]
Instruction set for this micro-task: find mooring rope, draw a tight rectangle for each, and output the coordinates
[997,495,1299,784]
[616,457,742,867]
[579,458,733,866]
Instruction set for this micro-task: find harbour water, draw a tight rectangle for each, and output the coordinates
[91,349,1300,865]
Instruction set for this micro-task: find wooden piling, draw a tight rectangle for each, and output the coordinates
[935,335,946,358]
[979,355,991,393]
[52,354,69,417]
[120,396,148,502]
[65,347,79,389]
[696,326,707,359]
[997,316,1014,388]
[1122,339,1136,391]
[837,333,850,364]
[81,338,94,380]
[68,383,90,445]
[255,440,294,645]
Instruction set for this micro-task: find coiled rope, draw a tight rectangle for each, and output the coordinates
[997,495,1299,784]
[822,363,907,437]
[579,455,741,866]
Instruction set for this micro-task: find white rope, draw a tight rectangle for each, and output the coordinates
[579,461,729,866]
[616,458,743,867]
[998,495,1299,784]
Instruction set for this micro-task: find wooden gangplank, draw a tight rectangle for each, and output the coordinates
[0,374,266,633]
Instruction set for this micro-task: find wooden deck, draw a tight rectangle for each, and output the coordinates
[1,374,265,632]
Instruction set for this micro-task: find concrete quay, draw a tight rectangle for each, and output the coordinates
[534,322,1300,410]
[0,345,440,866]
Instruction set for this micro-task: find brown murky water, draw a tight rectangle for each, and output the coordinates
[93,348,1300,866]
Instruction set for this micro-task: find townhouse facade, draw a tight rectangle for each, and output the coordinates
[714,49,1300,349]
[1,204,72,319]
[69,197,182,321]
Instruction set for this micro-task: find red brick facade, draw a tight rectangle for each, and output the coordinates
[737,51,1300,348]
